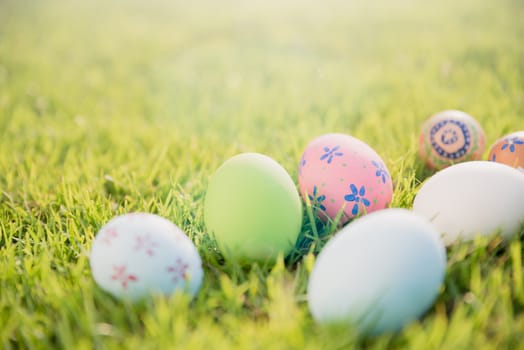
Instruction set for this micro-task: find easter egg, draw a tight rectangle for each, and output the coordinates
[413,161,524,245]
[204,153,302,263]
[418,110,485,170]
[298,133,393,224]
[307,209,446,335]
[488,131,524,171]
[89,213,203,301]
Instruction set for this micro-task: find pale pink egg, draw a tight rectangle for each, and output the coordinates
[298,133,393,224]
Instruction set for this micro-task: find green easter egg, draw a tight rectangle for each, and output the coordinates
[204,153,303,263]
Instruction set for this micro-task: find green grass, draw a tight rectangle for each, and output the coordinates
[1,0,523,348]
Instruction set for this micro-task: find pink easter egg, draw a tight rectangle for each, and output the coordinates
[298,133,393,224]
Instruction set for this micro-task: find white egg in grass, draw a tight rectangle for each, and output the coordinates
[307,209,446,335]
[413,161,524,245]
[89,213,203,301]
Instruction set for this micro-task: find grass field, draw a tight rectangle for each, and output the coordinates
[1,0,524,348]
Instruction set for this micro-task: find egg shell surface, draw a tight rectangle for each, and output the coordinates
[307,208,446,335]
[488,131,524,171]
[90,213,203,301]
[204,153,302,263]
[418,110,485,170]
[298,133,393,224]
[413,161,524,245]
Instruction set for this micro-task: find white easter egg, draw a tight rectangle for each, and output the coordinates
[413,161,524,245]
[90,213,203,301]
[307,209,446,335]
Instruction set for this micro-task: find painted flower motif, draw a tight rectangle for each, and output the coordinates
[344,184,370,216]
[501,137,524,153]
[111,265,137,289]
[101,227,118,246]
[298,155,306,176]
[134,234,158,256]
[308,186,326,211]
[441,128,458,145]
[167,258,189,284]
[371,160,390,184]
[320,146,343,164]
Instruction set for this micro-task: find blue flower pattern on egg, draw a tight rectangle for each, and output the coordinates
[501,137,524,153]
[308,186,326,211]
[298,155,306,176]
[320,146,343,164]
[371,160,390,184]
[344,184,370,216]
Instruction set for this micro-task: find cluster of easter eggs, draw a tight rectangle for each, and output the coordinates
[416,110,524,245]
[418,110,524,171]
[203,133,395,263]
[88,109,524,336]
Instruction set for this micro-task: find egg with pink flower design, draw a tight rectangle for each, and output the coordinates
[89,213,203,301]
[298,133,393,224]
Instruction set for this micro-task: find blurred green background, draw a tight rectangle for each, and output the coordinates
[1,0,523,348]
